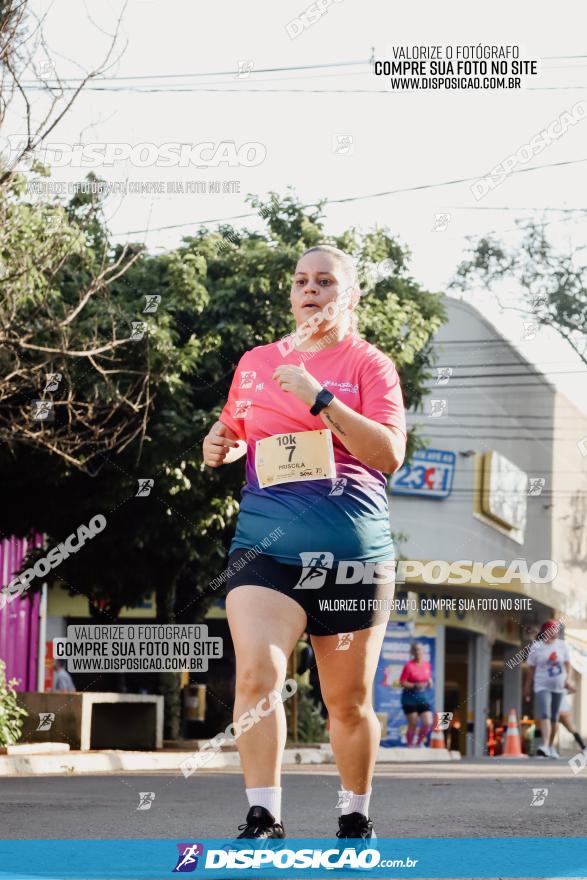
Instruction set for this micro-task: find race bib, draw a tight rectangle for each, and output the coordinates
[255,429,336,488]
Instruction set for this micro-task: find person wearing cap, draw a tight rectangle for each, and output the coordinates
[523,619,572,758]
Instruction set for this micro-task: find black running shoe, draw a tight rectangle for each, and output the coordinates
[337,812,376,839]
[236,805,285,839]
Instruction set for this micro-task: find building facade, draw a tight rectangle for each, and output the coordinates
[386,297,587,755]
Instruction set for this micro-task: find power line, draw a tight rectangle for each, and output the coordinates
[393,488,586,495]
[443,206,587,213]
[435,361,585,368]
[420,382,563,389]
[420,412,585,419]
[528,86,587,91]
[112,156,587,237]
[51,85,587,94]
[19,54,587,84]
[19,59,369,85]
[413,414,585,422]
[432,339,581,345]
[20,69,368,92]
[413,418,584,429]
[424,368,587,379]
[414,433,585,441]
[19,53,587,86]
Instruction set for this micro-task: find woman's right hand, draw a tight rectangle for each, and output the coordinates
[203,421,240,467]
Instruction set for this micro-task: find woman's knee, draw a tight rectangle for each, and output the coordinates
[324,686,372,724]
[236,662,284,702]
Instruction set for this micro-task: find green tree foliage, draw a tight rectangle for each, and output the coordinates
[451,220,587,365]
[0,171,148,470]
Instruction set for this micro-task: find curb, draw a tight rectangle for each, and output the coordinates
[0,747,327,777]
[0,744,461,776]
[376,747,461,762]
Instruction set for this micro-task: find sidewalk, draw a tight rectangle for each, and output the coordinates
[0,742,460,776]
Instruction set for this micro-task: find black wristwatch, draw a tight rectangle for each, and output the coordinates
[310,388,335,416]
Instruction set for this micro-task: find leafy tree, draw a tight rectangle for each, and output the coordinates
[0,171,147,468]
[450,220,587,364]
[0,0,126,188]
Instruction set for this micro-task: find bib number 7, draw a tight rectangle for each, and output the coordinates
[255,429,336,488]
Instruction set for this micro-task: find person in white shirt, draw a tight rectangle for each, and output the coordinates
[52,659,76,692]
[523,619,571,759]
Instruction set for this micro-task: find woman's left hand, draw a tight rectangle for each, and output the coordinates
[272,363,323,407]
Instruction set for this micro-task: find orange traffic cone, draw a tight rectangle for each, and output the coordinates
[502,708,528,758]
[430,713,446,749]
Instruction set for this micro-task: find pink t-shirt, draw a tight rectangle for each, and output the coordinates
[219,331,406,565]
[400,660,432,685]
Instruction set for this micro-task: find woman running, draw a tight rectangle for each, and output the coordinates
[203,245,406,839]
[524,619,571,759]
[400,642,434,747]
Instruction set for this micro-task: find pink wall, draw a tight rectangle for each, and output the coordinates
[0,534,44,691]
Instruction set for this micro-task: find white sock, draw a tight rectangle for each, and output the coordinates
[246,786,282,822]
[341,788,372,818]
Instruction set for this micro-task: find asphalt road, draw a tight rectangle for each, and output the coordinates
[1,760,585,840]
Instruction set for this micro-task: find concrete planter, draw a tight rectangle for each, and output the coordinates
[17,692,164,750]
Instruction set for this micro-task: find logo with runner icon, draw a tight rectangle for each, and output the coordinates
[173,843,203,873]
[294,552,334,589]
[530,788,549,807]
[238,371,256,389]
[233,399,252,419]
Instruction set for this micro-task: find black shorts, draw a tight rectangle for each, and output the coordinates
[225,549,395,637]
[402,701,432,715]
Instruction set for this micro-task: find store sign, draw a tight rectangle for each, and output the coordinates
[481,451,527,533]
[389,448,456,499]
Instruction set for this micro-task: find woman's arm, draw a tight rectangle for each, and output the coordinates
[203,420,247,467]
[320,398,406,474]
[399,666,415,689]
[272,363,406,473]
[564,660,572,689]
[523,666,534,701]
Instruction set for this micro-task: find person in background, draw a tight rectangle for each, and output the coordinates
[296,632,313,687]
[52,659,75,692]
[400,642,433,747]
[524,619,571,759]
[558,683,586,752]
[296,631,326,717]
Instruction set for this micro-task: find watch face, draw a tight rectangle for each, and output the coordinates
[310,389,333,414]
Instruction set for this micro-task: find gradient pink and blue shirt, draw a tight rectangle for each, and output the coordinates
[219,332,406,566]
